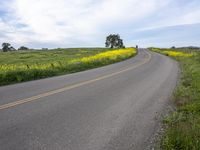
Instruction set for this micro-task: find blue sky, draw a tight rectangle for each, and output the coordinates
[0,0,200,48]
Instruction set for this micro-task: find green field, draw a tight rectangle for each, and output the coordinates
[150,48,200,150]
[0,48,113,65]
[0,48,136,86]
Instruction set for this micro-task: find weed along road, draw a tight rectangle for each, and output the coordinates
[0,49,179,150]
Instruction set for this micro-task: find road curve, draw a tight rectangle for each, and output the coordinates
[0,49,179,150]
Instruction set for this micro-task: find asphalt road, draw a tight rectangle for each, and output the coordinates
[0,49,179,150]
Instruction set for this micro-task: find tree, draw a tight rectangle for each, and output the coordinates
[2,43,11,52]
[105,34,125,48]
[42,48,48,50]
[118,39,125,48]
[10,46,16,51]
[1,43,16,52]
[171,46,176,49]
[18,46,29,50]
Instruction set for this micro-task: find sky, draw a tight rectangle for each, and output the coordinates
[0,0,200,48]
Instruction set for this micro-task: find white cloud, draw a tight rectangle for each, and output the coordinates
[1,0,170,47]
[137,0,200,30]
[180,10,200,24]
[0,0,200,48]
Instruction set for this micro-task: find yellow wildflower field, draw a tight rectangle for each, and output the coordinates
[70,48,136,64]
[0,48,136,85]
[150,48,195,57]
[162,51,194,57]
[0,48,136,72]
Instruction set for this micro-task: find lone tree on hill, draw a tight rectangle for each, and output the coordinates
[105,34,125,48]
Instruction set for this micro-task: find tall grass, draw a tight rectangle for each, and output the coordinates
[0,48,136,86]
[149,48,200,150]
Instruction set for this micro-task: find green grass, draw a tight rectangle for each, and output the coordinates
[149,48,200,150]
[0,48,136,86]
[0,48,113,65]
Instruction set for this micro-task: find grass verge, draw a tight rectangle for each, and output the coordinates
[149,48,200,150]
[0,48,136,86]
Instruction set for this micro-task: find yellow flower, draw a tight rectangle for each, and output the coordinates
[0,48,136,73]
[70,48,136,64]
[150,48,195,57]
[163,51,194,57]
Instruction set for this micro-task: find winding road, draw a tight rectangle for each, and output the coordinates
[0,49,178,150]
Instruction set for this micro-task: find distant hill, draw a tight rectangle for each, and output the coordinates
[176,46,200,50]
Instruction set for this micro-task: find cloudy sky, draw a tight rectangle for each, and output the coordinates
[0,0,200,48]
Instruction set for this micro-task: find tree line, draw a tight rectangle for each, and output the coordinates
[1,43,29,52]
[1,34,125,52]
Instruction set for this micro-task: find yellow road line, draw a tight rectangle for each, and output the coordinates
[0,50,152,110]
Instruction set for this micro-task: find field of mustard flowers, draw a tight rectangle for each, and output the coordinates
[150,47,195,57]
[149,47,200,150]
[0,48,136,86]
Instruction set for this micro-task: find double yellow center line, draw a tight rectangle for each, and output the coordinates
[0,50,152,110]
